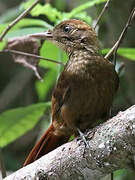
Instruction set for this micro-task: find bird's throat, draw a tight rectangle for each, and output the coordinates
[65,49,98,76]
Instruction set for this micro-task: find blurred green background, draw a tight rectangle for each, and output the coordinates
[0,0,135,179]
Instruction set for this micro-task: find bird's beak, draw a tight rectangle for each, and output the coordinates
[28,31,53,40]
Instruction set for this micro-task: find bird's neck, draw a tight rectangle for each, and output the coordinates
[65,49,100,76]
[66,45,99,57]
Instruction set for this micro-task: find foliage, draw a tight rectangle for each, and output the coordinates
[0,1,135,178]
[23,0,107,24]
[0,102,50,147]
[102,48,135,61]
[0,0,111,149]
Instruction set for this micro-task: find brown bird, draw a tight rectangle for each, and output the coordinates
[24,19,119,166]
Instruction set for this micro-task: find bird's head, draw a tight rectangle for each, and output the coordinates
[30,19,100,55]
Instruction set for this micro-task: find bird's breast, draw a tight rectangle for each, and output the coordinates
[64,52,117,117]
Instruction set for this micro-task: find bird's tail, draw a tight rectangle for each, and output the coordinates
[24,124,70,166]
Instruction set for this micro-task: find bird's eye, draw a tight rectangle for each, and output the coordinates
[63,26,71,33]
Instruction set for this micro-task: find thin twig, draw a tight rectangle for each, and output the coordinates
[105,7,135,60]
[0,0,40,41]
[0,148,6,178]
[94,0,110,29]
[0,49,65,66]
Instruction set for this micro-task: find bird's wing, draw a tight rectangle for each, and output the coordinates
[51,71,71,121]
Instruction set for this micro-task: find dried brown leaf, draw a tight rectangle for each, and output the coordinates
[5,36,42,80]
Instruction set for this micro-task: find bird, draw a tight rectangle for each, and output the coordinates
[24,19,119,166]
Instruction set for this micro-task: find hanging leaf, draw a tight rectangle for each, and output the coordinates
[5,36,42,80]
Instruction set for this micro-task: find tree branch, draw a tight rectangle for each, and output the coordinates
[94,0,110,29]
[0,148,6,178]
[1,49,65,66]
[0,0,41,41]
[4,105,135,180]
[105,6,135,60]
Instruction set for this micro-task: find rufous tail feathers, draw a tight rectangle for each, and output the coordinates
[24,124,70,166]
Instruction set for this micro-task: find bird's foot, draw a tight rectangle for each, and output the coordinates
[77,128,96,157]
[77,128,89,147]
[77,128,91,157]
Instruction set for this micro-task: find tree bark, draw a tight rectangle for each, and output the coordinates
[4,105,135,180]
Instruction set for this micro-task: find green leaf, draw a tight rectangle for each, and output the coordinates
[0,24,8,35]
[4,27,45,39]
[23,0,107,24]
[36,40,67,100]
[35,70,57,101]
[114,169,135,179]
[117,48,135,61]
[0,102,50,147]
[23,2,62,22]
[0,18,52,39]
[36,40,68,100]
[0,41,6,50]
[66,0,107,19]
[101,48,110,54]
[39,40,65,70]
[22,0,36,9]
[13,18,52,29]
[73,12,92,25]
[102,48,135,61]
